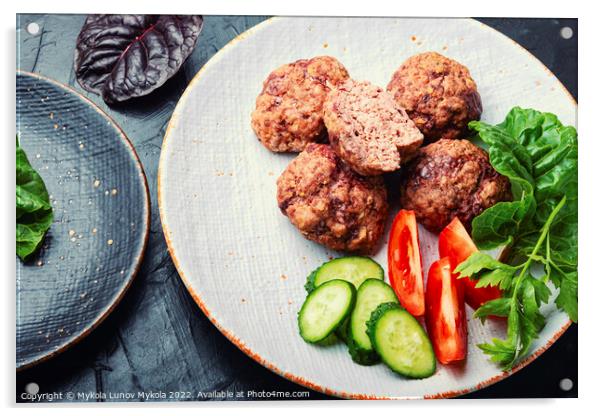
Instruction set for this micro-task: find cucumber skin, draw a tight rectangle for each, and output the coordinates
[348,336,380,365]
[298,280,357,344]
[314,332,339,347]
[366,302,402,334]
[366,302,436,379]
[335,317,349,343]
[304,267,319,294]
[304,257,384,294]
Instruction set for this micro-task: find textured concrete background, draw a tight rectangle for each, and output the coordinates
[15,15,577,401]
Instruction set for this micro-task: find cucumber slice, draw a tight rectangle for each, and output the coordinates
[348,279,399,365]
[298,279,356,343]
[367,302,436,379]
[305,257,384,293]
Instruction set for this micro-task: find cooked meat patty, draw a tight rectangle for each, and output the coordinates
[277,143,388,253]
[400,139,511,233]
[387,52,482,142]
[251,56,350,152]
[323,79,423,176]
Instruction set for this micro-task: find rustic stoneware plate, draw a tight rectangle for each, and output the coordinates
[16,71,150,370]
[158,17,576,399]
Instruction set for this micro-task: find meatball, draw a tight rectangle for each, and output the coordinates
[323,79,423,176]
[277,143,388,253]
[400,139,511,233]
[251,56,350,152]
[387,52,482,142]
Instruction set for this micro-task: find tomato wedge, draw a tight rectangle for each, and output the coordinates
[438,217,502,311]
[388,209,424,317]
[425,257,467,364]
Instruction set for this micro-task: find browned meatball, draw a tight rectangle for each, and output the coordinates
[400,139,511,233]
[387,52,482,142]
[323,79,423,176]
[251,56,350,152]
[277,144,388,253]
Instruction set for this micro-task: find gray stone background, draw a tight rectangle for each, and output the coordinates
[15,15,577,401]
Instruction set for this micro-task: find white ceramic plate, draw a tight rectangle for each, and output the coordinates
[158,17,576,399]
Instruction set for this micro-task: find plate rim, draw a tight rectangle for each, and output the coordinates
[157,17,575,399]
[15,70,151,371]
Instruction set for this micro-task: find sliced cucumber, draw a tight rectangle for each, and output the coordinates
[367,302,436,379]
[305,257,384,293]
[298,279,356,343]
[348,279,399,365]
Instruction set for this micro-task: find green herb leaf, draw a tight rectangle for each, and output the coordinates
[478,273,549,370]
[478,305,521,366]
[455,252,515,276]
[16,137,53,261]
[555,271,578,322]
[470,200,531,250]
[473,297,511,321]
[455,252,517,290]
[460,107,577,370]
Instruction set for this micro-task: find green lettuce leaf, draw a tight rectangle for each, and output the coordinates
[16,137,53,261]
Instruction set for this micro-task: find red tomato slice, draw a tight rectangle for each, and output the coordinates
[438,217,502,311]
[425,257,467,364]
[388,209,424,317]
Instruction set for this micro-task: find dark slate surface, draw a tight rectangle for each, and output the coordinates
[15,15,577,401]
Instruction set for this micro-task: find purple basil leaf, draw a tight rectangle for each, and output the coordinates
[74,15,203,104]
